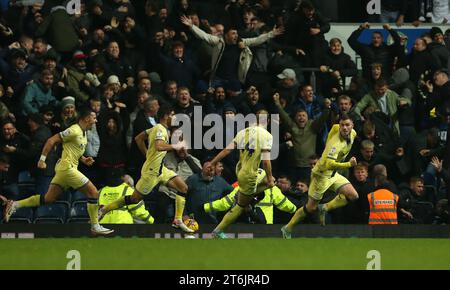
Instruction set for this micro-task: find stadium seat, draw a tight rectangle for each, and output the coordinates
[71,191,87,206]
[18,171,35,184]
[55,191,71,212]
[411,201,434,224]
[67,202,89,223]
[18,171,36,198]
[9,207,34,223]
[18,184,36,198]
[424,185,438,205]
[34,204,67,224]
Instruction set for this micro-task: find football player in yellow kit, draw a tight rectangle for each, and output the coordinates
[2,107,114,235]
[282,113,359,238]
[210,109,275,238]
[98,105,193,233]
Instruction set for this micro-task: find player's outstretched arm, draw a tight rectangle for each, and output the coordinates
[37,133,62,170]
[135,131,148,156]
[325,156,357,170]
[211,142,235,167]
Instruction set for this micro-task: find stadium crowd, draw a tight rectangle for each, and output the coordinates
[0,0,449,225]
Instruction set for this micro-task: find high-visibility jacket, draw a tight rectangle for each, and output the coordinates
[367,189,399,225]
[204,186,297,224]
[99,183,154,224]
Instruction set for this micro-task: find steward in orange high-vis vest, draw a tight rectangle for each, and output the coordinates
[367,175,398,224]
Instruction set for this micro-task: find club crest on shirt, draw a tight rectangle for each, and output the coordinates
[61,129,71,137]
[328,146,337,156]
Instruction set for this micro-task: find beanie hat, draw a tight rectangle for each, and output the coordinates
[61,96,76,109]
[107,75,120,85]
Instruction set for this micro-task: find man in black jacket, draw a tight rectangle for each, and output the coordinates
[27,113,56,195]
[427,27,449,70]
[348,22,401,79]
[425,70,450,119]
[283,0,330,67]
[0,120,30,200]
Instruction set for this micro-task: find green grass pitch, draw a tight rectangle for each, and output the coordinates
[1,238,450,270]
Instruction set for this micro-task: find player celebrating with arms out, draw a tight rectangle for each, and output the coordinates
[98,105,193,233]
[2,107,114,235]
[210,109,275,239]
[281,113,359,239]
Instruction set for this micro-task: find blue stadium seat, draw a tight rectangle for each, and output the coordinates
[71,191,87,206]
[34,204,67,224]
[18,170,36,198]
[55,191,71,212]
[18,171,35,184]
[67,202,89,223]
[9,207,34,223]
[18,184,36,197]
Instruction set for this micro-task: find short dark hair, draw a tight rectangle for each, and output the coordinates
[294,108,308,115]
[339,112,353,122]
[158,104,173,120]
[77,106,93,120]
[172,41,185,49]
[296,177,310,186]
[354,162,369,172]
[372,31,383,36]
[434,69,449,78]
[89,96,101,103]
[28,113,44,126]
[277,174,291,181]
[329,38,342,46]
[300,0,314,10]
[1,118,15,128]
[40,69,53,78]
[201,156,214,165]
[374,78,388,88]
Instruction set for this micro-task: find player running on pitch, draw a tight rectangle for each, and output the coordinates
[209,109,275,238]
[2,107,113,235]
[98,105,193,233]
[281,113,359,239]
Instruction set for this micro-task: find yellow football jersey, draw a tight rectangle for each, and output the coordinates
[141,124,169,176]
[312,124,357,177]
[56,124,87,170]
[234,126,273,177]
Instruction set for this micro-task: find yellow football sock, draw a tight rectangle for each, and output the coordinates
[17,195,41,208]
[286,206,307,230]
[87,203,99,225]
[175,194,186,220]
[214,204,244,232]
[324,194,348,212]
